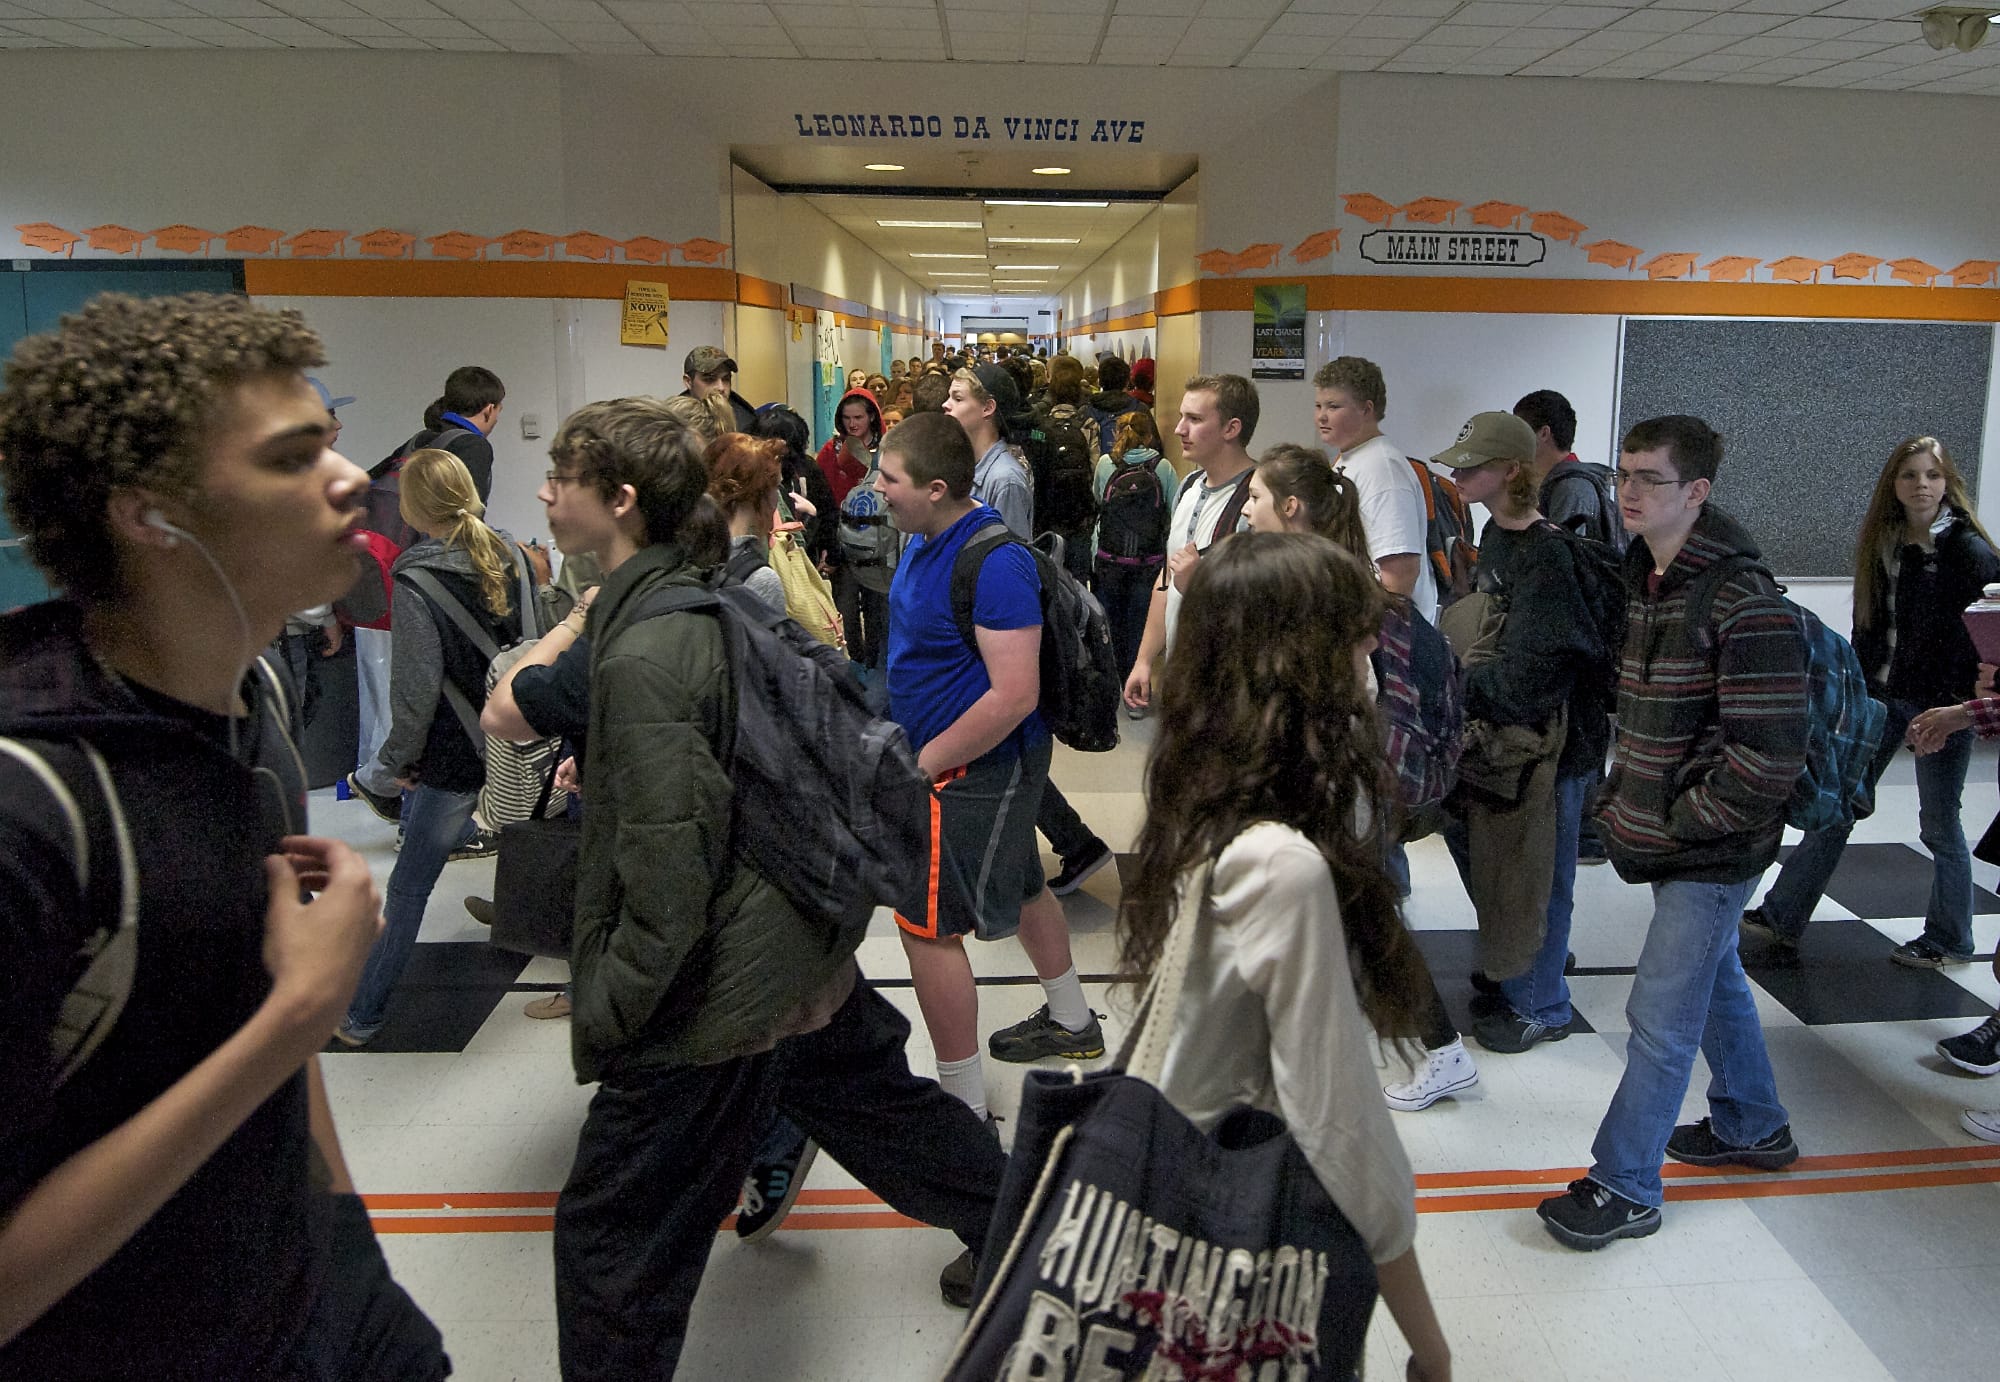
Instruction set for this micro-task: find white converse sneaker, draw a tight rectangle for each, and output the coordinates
[1383,1038,1480,1112]
[1962,1108,2000,1144]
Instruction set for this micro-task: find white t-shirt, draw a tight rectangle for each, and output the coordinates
[1162,465,1252,654]
[1153,821,1418,1265]
[1336,433,1437,623]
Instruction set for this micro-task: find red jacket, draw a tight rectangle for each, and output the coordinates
[816,387,882,504]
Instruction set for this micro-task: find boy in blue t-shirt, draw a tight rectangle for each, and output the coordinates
[878,414,1104,1120]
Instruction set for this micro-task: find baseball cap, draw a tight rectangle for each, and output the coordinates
[970,362,1022,419]
[307,376,355,412]
[684,345,737,378]
[1431,411,1537,469]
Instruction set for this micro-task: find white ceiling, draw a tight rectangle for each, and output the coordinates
[1,0,1996,95]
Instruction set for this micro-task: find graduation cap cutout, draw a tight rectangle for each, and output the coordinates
[16,222,82,257]
[354,229,417,259]
[1641,252,1699,281]
[561,231,617,262]
[676,238,731,265]
[1947,259,1999,288]
[1399,197,1461,226]
[287,229,348,258]
[1765,256,1825,284]
[1828,252,1883,282]
[1340,193,1399,226]
[1886,257,1944,287]
[1581,239,1641,271]
[621,236,674,264]
[1289,229,1340,264]
[224,225,287,255]
[1467,200,1529,230]
[498,230,558,259]
[427,231,493,261]
[150,225,220,255]
[1701,255,1761,283]
[1528,211,1587,245]
[85,225,146,255]
[1194,244,1281,276]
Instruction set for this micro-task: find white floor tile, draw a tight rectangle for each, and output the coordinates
[1673,1277,1894,1382]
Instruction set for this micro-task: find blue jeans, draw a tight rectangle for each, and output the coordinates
[1590,877,1787,1207]
[1763,699,1974,956]
[344,783,479,1036]
[1497,771,1590,1027]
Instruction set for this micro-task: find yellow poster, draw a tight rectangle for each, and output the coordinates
[621,280,671,348]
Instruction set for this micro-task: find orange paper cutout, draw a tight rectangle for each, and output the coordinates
[1400,197,1462,226]
[1947,259,2000,288]
[287,229,347,258]
[1887,258,1944,287]
[1529,211,1587,245]
[224,225,287,255]
[498,230,558,260]
[85,225,146,255]
[1828,253,1883,282]
[427,231,493,261]
[1765,257,1825,284]
[1194,244,1282,277]
[561,231,617,262]
[1290,229,1341,264]
[1467,201,1529,230]
[1581,239,1641,272]
[16,222,81,257]
[1702,256,1761,283]
[1642,252,1699,282]
[354,229,417,259]
[150,224,219,255]
[621,237,675,265]
[1340,194,1399,226]
[677,238,731,266]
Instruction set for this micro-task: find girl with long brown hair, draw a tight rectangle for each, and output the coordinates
[1120,531,1451,1382]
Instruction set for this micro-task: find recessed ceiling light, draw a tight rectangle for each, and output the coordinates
[927,271,988,277]
[988,236,1081,244]
[863,163,906,172]
[1030,166,1071,176]
[994,281,1048,286]
[909,253,987,259]
[983,199,1109,208]
[994,265,1058,271]
[878,219,984,229]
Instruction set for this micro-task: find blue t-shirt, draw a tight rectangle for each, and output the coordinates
[888,503,1048,760]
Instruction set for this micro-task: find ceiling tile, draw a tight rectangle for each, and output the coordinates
[394,14,475,31]
[474,15,568,42]
[345,29,428,41]
[99,0,203,15]
[1606,7,1702,29]
[1685,11,1776,33]
[1671,49,1758,66]
[1762,14,1864,38]
[1642,29,1729,48]
[182,0,286,15]
[351,0,448,16]
[1727,0,1824,13]
[1236,46,1314,64]
[1196,0,1284,17]
[15,0,120,15]
[1371,0,1458,13]
[1291,0,1377,13]
[8,14,131,34]
[1114,0,1200,14]
[1348,14,1435,37]
[1745,53,1829,72]
[1271,12,1354,33]
[1334,33,1409,52]
[1790,36,1886,58]
[1428,23,1518,42]
[1717,32,1806,53]
[315,14,399,31]
[1814,0,1927,15]
[78,14,185,35]
[1453,1,1550,21]
[1566,27,1654,46]
[1528,5,1633,25]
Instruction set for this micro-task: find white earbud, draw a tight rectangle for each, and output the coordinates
[143,509,180,547]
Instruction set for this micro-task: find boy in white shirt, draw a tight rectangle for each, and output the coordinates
[1315,356,1438,623]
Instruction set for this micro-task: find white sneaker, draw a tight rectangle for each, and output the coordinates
[1962,1108,2000,1144]
[1383,1038,1480,1112]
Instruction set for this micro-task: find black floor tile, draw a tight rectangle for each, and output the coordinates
[1788,841,2000,920]
[324,942,530,1055]
[1741,919,1992,1025]
[1410,929,1596,1038]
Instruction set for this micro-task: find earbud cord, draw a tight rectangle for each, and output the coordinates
[163,522,255,763]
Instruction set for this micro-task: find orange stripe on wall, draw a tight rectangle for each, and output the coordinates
[243,260,738,302]
[736,273,786,310]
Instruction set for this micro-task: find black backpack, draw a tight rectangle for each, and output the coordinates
[1096,453,1169,563]
[626,579,933,944]
[1531,519,1627,713]
[1035,404,1100,534]
[334,427,473,627]
[950,524,1122,753]
[1544,461,1628,557]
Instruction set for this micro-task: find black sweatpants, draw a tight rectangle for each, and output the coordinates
[552,975,1005,1381]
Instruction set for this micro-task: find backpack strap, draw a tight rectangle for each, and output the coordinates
[950,521,1018,654]
[1201,469,1256,554]
[398,565,514,761]
[1685,553,1773,657]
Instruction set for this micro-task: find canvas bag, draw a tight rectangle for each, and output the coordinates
[941,860,1379,1382]
[489,758,580,961]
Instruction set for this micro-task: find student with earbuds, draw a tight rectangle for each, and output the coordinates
[0,293,447,1376]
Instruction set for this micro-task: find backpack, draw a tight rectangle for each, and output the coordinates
[1371,602,1464,841]
[1036,404,1100,533]
[1544,461,1629,557]
[396,542,544,762]
[1404,457,1478,608]
[1192,468,1256,556]
[1096,453,1169,563]
[1531,519,1628,714]
[951,524,1123,753]
[334,427,473,628]
[839,460,901,570]
[1687,555,1888,832]
[626,578,932,944]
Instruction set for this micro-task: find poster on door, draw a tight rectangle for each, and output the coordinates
[620,280,671,347]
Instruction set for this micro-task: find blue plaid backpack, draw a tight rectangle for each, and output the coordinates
[1372,601,1463,841]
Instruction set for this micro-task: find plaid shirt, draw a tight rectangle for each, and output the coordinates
[1967,697,2000,740]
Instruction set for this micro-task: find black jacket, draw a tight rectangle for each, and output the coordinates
[1851,514,2000,710]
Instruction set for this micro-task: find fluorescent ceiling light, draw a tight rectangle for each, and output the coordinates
[994,265,1058,271]
[878,219,984,229]
[1031,166,1071,176]
[909,253,987,259]
[863,163,905,172]
[984,199,1109,208]
[995,282,1048,286]
[928,271,988,277]
[989,236,1081,244]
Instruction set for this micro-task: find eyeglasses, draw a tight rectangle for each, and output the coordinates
[1615,470,1694,492]
[544,470,582,488]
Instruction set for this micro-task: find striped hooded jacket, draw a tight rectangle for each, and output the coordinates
[1597,505,1808,885]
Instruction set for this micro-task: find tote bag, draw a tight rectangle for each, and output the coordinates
[489,761,579,961]
[769,522,845,651]
[940,863,1379,1382]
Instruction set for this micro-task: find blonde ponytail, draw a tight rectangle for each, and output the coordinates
[398,448,515,618]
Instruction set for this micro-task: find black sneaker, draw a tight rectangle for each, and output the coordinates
[1576,835,1608,867]
[1471,1009,1573,1054]
[1471,952,1576,996]
[1938,1015,2000,1076]
[1739,907,1797,952]
[1890,936,1973,969]
[939,1249,976,1308]
[1537,1177,1662,1251]
[464,896,494,926]
[448,829,498,862]
[1050,838,1114,897]
[988,1005,1106,1063]
[1665,1116,1799,1170]
[346,772,401,824]
[735,1135,818,1243]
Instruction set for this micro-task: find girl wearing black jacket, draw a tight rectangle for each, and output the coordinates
[1747,436,2000,967]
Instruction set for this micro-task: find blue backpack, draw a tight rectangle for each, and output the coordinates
[1689,556,1886,833]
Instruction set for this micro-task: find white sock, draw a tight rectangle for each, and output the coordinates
[937,1053,987,1120]
[1041,967,1092,1033]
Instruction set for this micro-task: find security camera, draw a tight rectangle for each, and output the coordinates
[1919,7,1995,51]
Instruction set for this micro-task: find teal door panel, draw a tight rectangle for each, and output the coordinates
[0,274,38,611]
